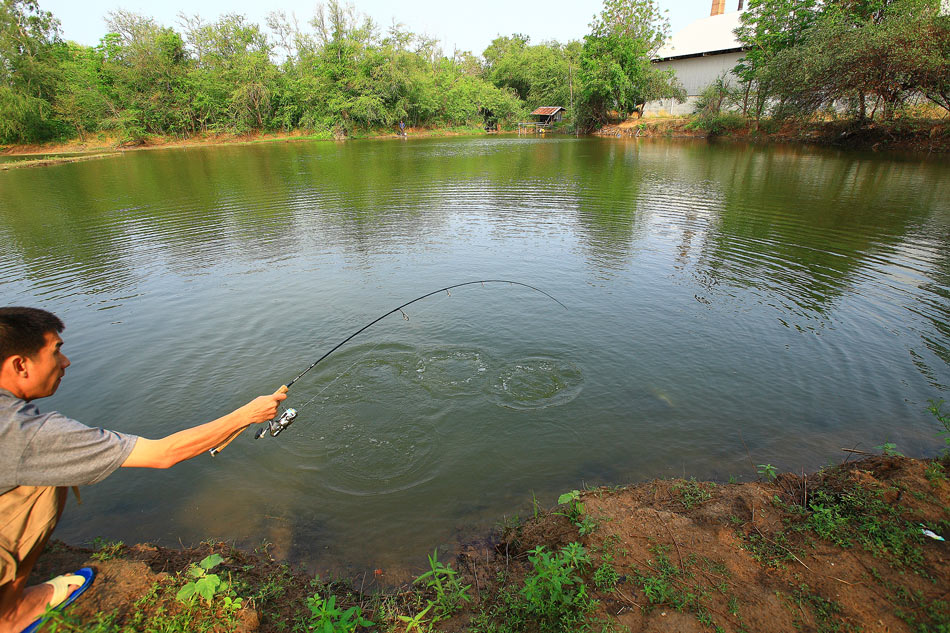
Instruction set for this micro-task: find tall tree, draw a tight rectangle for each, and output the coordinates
[733,0,821,121]
[577,0,683,127]
[0,0,64,142]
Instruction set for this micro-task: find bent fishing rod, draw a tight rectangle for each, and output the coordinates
[210,280,566,456]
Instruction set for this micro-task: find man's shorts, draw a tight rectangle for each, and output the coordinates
[0,486,65,586]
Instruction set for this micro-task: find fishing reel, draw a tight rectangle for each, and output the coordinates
[255,408,298,439]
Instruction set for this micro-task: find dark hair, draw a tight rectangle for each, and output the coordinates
[0,307,65,363]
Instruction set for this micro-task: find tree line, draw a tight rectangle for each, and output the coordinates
[5,0,943,146]
[0,0,684,144]
[710,0,949,125]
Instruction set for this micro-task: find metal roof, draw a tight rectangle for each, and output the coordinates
[655,11,744,61]
[530,107,565,116]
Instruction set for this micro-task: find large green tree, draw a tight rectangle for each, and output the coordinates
[0,0,64,142]
[577,0,683,128]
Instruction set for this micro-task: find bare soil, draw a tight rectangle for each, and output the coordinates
[28,455,949,632]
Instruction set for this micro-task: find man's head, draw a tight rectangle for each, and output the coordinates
[0,307,69,401]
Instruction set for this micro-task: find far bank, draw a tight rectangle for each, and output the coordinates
[4,116,948,171]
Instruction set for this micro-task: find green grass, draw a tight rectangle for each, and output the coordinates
[788,584,856,633]
[801,485,925,569]
[672,478,714,509]
[631,545,728,630]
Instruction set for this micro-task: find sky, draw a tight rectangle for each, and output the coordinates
[37,0,735,56]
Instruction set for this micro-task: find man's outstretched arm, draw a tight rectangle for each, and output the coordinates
[121,392,286,469]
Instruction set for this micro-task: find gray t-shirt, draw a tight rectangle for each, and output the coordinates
[0,388,138,496]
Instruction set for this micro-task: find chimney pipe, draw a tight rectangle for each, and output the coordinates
[710,0,726,16]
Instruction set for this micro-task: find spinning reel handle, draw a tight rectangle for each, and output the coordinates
[209,385,289,457]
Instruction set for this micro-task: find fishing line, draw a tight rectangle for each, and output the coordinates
[210,280,566,456]
[291,290,454,414]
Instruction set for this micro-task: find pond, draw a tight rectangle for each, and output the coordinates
[1,136,948,578]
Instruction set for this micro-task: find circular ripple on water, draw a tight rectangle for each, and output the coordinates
[290,346,442,496]
[489,356,584,410]
[413,347,495,397]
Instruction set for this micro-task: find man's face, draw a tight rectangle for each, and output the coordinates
[24,331,71,400]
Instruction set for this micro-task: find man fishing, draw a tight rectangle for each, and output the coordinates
[0,307,287,633]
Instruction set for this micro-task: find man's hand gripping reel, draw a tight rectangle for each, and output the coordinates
[255,407,297,439]
[209,385,290,457]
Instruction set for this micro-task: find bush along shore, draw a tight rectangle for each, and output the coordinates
[26,452,950,633]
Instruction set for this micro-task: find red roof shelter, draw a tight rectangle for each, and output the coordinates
[530,106,566,125]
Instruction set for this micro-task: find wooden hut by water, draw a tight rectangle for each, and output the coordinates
[518,106,566,133]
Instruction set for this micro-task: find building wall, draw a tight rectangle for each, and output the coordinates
[643,51,745,117]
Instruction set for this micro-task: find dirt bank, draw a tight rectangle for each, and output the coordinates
[596,116,950,154]
[0,126,487,167]
[27,455,949,632]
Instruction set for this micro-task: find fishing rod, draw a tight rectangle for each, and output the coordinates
[210,280,566,456]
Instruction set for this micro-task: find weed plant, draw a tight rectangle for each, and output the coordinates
[672,478,714,509]
[413,549,471,619]
[802,486,925,569]
[472,543,597,633]
[296,593,372,633]
[632,545,717,628]
[757,464,778,482]
[924,461,946,485]
[927,399,950,456]
[593,563,619,591]
[176,554,233,605]
[556,490,598,535]
[90,538,124,562]
[519,543,595,632]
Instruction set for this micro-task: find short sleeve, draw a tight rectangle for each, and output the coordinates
[16,410,138,488]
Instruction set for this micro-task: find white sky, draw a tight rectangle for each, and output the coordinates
[38,0,735,56]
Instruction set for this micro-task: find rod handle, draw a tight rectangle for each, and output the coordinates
[209,385,289,457]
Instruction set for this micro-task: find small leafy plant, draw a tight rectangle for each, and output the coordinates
[519,543,594,632]
[301,592,372,633]
[556,490,597,535]
[593,563,619,591]
[875,441,903,457]
[176,554,234,606]
[757,464,778,482]
[414,549,471,618]
[397,603,432,632]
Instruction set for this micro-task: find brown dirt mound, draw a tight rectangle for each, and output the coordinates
[28,456,950,632]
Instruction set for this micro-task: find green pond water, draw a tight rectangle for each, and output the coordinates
[1,136,948,578]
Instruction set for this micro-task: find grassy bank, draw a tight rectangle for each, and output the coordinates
[27,453,950,633]
[597,115,950,154]
[0,125,492,168]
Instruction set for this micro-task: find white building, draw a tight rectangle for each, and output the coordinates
[643,2,746,117]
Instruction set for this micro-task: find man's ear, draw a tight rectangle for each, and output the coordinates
[7,355,28,376]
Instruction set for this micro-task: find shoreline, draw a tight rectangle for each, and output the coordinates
[3,116,948,170]
[595,115,950,154]
[0,127,489,167]
[28,454,950,632]
[0,115,950,170]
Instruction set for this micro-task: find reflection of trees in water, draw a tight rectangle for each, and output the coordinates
[913,212,950,389]
[687,145,949,320]
[2,139,949,342]
[569,141,648,275]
